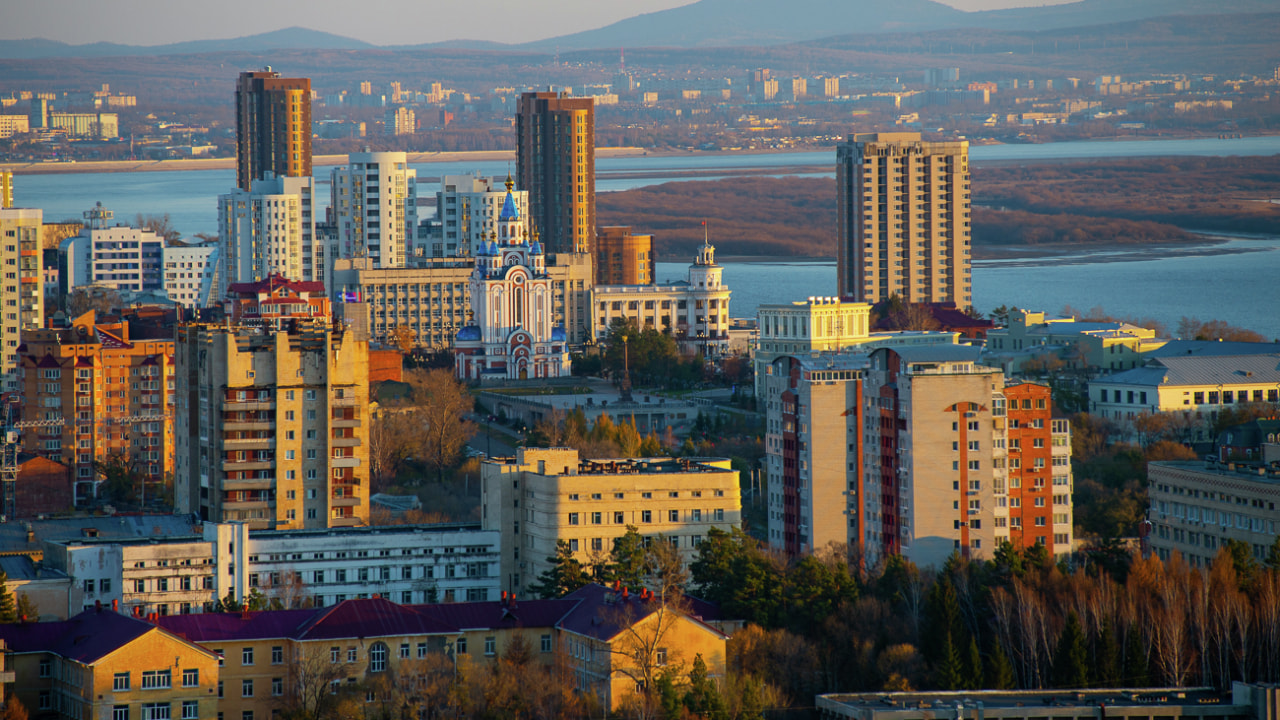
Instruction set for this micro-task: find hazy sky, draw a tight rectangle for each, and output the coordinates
[5,0,1079,46]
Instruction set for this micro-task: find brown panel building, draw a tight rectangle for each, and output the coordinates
[595,226,654,285]
[235,69,312,191]
[18,311,176,506]
[516,92,594,255]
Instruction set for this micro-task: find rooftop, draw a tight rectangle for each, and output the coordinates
[819,687,1232,716]
[1097,354,1280,387]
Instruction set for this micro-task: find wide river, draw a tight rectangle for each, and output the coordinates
[11,135,1280,336]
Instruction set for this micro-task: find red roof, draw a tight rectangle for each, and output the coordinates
[227,274,325,296]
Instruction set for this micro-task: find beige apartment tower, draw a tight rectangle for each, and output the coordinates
[516,92,595,255]
[173,319,370,529]
[0,205,43,392]
[836,132,971,306]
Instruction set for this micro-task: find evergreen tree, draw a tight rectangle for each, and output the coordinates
[526,540,592,599]
[738,676,766,720]
[1095,619,1121,688]
[924,576,964,662]
[966,635,984,690]
[935,631,965,691]
[683,654,728,720]
[15,594,37,622]
[655,670,684,720]
[1123,626,1149,686]
[986,642,1016,690]
[0,573,18,623]
[1265,535,1280,572]
[609,526,649,590]
[1053,611,1089,688]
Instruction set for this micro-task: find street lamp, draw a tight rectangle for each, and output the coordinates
[619,333,632,402]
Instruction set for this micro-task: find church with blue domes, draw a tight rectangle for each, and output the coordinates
[454,178,571,381]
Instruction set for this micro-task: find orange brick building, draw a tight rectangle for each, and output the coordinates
[18,311,175,505]
[1004,382,1073,555]
[15,455,73,517]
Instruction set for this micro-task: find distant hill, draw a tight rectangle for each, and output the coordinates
[527,0,1280,50]
[0,27,372,59]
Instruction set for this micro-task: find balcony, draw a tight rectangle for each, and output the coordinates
[222,477,275,490]
[332,395,358,407]
[331,457,361,469]
[223,422,273,432]
[331,495,362,507]
[332,418,361,428]
[222,460,274,472]
[224,437,274,448]
[331,437,362,448]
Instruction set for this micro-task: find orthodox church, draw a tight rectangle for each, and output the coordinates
[454,179,571,381]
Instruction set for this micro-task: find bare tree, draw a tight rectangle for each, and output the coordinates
[281,644,354,720]
[135,213,181,243]
[66,286,121,317]
[407,369,477,483]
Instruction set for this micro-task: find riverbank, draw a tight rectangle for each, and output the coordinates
[0,147,652,176]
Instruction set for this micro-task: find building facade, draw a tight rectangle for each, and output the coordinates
[235,69,312,191]
[836,132,971,306]
[1148,458,1280,568]
[45,522,500,617]
[173,292,370,529]
[516,92,595,255]
[482,447,741,596]
[330,151,418,269]
[595,226,654,286]
[58,203,164,296]
[592,241,731,357]
[19,312,175,504]
[162,242,221,309]
[218,173,324,295]
[984,309,1167,376]
[0,205,43,391]
[427,173,529,259]
[454,187,570,381]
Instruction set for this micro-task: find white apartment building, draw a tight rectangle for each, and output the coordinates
[330,151,418,269]
[58,203,165,296]
[426,174,529,259]
[0,206,43,392]
[44,522,500,617]
[592,241,731,356]
[218,173,323,295]
[162,242,221,309]
[482,448,741,596]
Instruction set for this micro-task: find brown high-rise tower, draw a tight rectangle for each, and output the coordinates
[235,69,312,191]
[516,92,594,255]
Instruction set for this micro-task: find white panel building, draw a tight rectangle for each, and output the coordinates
[162,242,221,309]
[218,174,323,296]
[330,152,418,269]
[426,173,529,259]
[58,203,165,295]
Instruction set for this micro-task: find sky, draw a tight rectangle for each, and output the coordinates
[5,0,1080,47]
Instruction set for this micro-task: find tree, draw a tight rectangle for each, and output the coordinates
[1053,611,1089,688]
[94,451,144,509]
[966,635,984,691]
[66,287,121,317]
[884,303,941,332]
[934,631,965,691]
[0,696,28,720]
[407,369,477,483]
[0,572,16,623]
[1095,619,1121,688]
[135,213,181,243]
[279,644,354,720]
[528,540,592,599]
[683,654,728,720]
[609,526,650,590]
[389,325,417,352]
[986,642,1016,690]
[15,593,38,621]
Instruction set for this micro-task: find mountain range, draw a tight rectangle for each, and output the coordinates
[3,0,1278,59]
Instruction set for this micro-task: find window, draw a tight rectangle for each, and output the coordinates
[181,702,199,720]
[242,679,254,697]
[272,678,284,696]
[642,510,652,523]
[114,706,129,720]
[591,512,602,524]
[484,637,496,656]
[142,704,171,720]
[142,670,172,689]
[330,647,340,663]
[418,643,428,659]
[272,646,284,664]
[568,512,579,525]
[400,643,410,659]
[614,511,624,524]
[242,647,254,665]
[182,669,199,687]
[348,647,357,663]
[369,643,388,672]
[541,634,553,653]
[456,638,467,655]
[668,510,679,522]
[114,672,131,691]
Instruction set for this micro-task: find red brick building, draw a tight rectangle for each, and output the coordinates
[15,455,73,517]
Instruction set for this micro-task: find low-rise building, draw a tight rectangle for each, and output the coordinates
[984,309,1166,376]
[59,203,164,296]
[482,447,741,596]
[43,522,501,617]
[0,607,220,720]
[592,241,731,357]
[161,241,220,309]
[1148,458,1280,568]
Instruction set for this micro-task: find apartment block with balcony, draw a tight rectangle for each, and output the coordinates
[0,205,43,392]
[330,152,418,269]
[482,447,741,596]
[173,307,370,529]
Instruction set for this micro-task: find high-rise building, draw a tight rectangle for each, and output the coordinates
[836,132,971,306]
[174,277,370,529]
[330,151,417,269]
[218,173,323,293]
[0,203,43,391]
[19,312,175,505]
[235,69,312,191]
[516,92,595,255]
[595,226,654,285]
[161,242,221,309]
[428,174,529,259]
[761,345,1072,566]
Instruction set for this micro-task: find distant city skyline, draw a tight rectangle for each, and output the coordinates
[6,0,1078,47]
